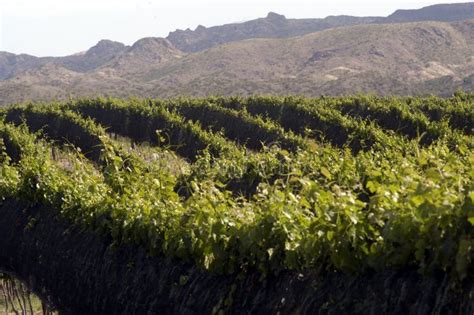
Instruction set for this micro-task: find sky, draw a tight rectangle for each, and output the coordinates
[0,0,470,56]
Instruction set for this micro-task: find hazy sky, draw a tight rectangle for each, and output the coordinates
[0,0,470,56]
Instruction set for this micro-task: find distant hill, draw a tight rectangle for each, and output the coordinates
[57,40,128,72]
[166,13,379,53]
[0,38,182,81]
[0,52,48,80]
[385,2,474,23]
[145,19,474,98]
[103,38,183,76]
[0,2,473,105]
[165,3,474,53]
[0,40,129,81]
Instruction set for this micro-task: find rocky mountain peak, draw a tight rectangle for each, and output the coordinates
[86,40,127,56]
[195,25,207,32]
[105,37,183,74]
[131,37,176,51]
[266,12,286,21]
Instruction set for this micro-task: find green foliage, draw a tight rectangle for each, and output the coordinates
[0,94,472,280]
[166,99,307,151]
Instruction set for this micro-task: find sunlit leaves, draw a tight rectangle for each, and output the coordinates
[0,95,472,280]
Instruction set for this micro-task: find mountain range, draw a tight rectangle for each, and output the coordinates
[0,2,473,105]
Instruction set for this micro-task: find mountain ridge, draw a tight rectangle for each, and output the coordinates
[385,2,474,22]
[166,12,380,53]
[0,2,473,105]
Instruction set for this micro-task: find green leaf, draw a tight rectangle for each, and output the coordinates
[327,231,334,241]
[366,181,378,194]
[321,167,332,180]
[468,217,474,226]
[410,195,425,207]
[267,248,274,258]
[468,192,474,202]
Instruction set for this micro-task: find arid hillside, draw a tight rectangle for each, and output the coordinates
[0,3,474,104]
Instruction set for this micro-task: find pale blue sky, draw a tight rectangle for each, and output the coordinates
[0,0,470,56]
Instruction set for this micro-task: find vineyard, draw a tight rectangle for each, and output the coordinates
[0,94,473,313]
